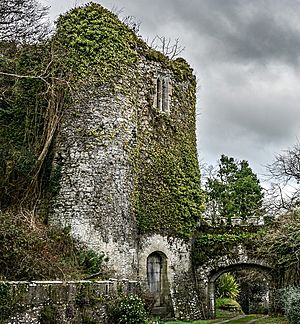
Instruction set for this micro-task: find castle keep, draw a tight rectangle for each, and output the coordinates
[50,2,203,318]
[0,3,284,322]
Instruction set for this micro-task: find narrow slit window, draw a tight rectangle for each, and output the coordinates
[157,78,162,111]
[155,76,171,113]
[162,78,169,113]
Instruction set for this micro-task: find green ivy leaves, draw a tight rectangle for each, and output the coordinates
[55,3,138,83]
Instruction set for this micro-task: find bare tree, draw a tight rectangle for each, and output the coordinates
[0,0,50,42]
[150,35,185,59]
[122,15,141,34]
[266,141,300,214]
[268,142,300,183]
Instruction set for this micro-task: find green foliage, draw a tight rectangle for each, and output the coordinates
[0,283,25,321]
[205,155,264,225]
[282,287,300,324]
[75,283,100,309]
[78,249,108,275]
[171,57,196,85]
[216,273,240,300]
[107,294,148,324]
[55,2,138,82]
[82,317,98,324]
[257,210,300,285]
[134,74,204,237]
[136,143,204,237]
[0,209,108,280]
[40,303,60,324]
[192,226,261,266]
[236,270,269,314]
[0,42,49,207]
[216,297,242,310]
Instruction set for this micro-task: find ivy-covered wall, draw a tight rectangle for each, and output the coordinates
[1,3,204,319]
[192,225,263,268]
[50,2,204,277]
[135,58,204,238]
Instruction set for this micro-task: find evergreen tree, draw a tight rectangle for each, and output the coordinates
[205,155,264,225]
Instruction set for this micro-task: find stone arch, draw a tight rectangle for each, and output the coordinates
[138,234,192,317]
[147,251,168,306]
[207,262,275,318]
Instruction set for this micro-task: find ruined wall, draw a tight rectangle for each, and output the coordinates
[51,54,202,276]
[49,3,204,319]
[138,234,202,319]
[0,280,138,323]
[51,82,139,278]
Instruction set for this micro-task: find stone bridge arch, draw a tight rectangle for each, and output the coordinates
[193,242,277,319]
[207,262,275,318]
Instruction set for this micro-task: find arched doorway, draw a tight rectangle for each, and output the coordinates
[207,263,275,318]
[147,251,168,307]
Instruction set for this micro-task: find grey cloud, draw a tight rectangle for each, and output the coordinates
[41,0,300,178]
[168,0,300,67]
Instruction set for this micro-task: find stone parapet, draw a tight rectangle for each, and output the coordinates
[0,279,138,323]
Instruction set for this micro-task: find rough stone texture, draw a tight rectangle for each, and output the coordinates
[172,271,203,320]
[50,40,201,318]
[194,244,275,318]
[1,280,138,323]
[138,234,201,318]
[51,84,139,278]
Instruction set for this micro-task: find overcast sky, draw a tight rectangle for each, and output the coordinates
[41,0,300,181]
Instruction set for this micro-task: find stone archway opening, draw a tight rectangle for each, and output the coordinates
[147,251,169,308]
[234,268,270,315]
[208,263,274,318]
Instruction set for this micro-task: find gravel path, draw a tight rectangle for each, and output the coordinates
[216,315,247,323]
[215,314,268,323]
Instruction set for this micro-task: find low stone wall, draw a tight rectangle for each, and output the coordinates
[0,279,138,323]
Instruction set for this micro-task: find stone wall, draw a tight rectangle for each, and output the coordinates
[0,279,138,323]
[49,6,202,318]
[138,234,202,319]
[51,79,139,278]
[50,53,200,275]
[194,245,275,318]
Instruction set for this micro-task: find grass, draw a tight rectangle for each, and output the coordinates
[224,315,259,323]
[255,316,288,324]
[162,315,288,324]
[162,298,287,324]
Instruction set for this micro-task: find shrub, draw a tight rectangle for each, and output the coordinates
[0,209,108,281]
[216,297,242,311]
[107,294,148,324]
[78,249,108,275]
[216,273,240,300]
[0,283,25,321]
[282,287,300,324]
[40,303,60,324]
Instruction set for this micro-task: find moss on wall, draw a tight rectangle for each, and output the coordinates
[54,3,205,239]
[1,2,204,261]
[134,67,204,238]
[192,226,264,267]
[55,3,141,83]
